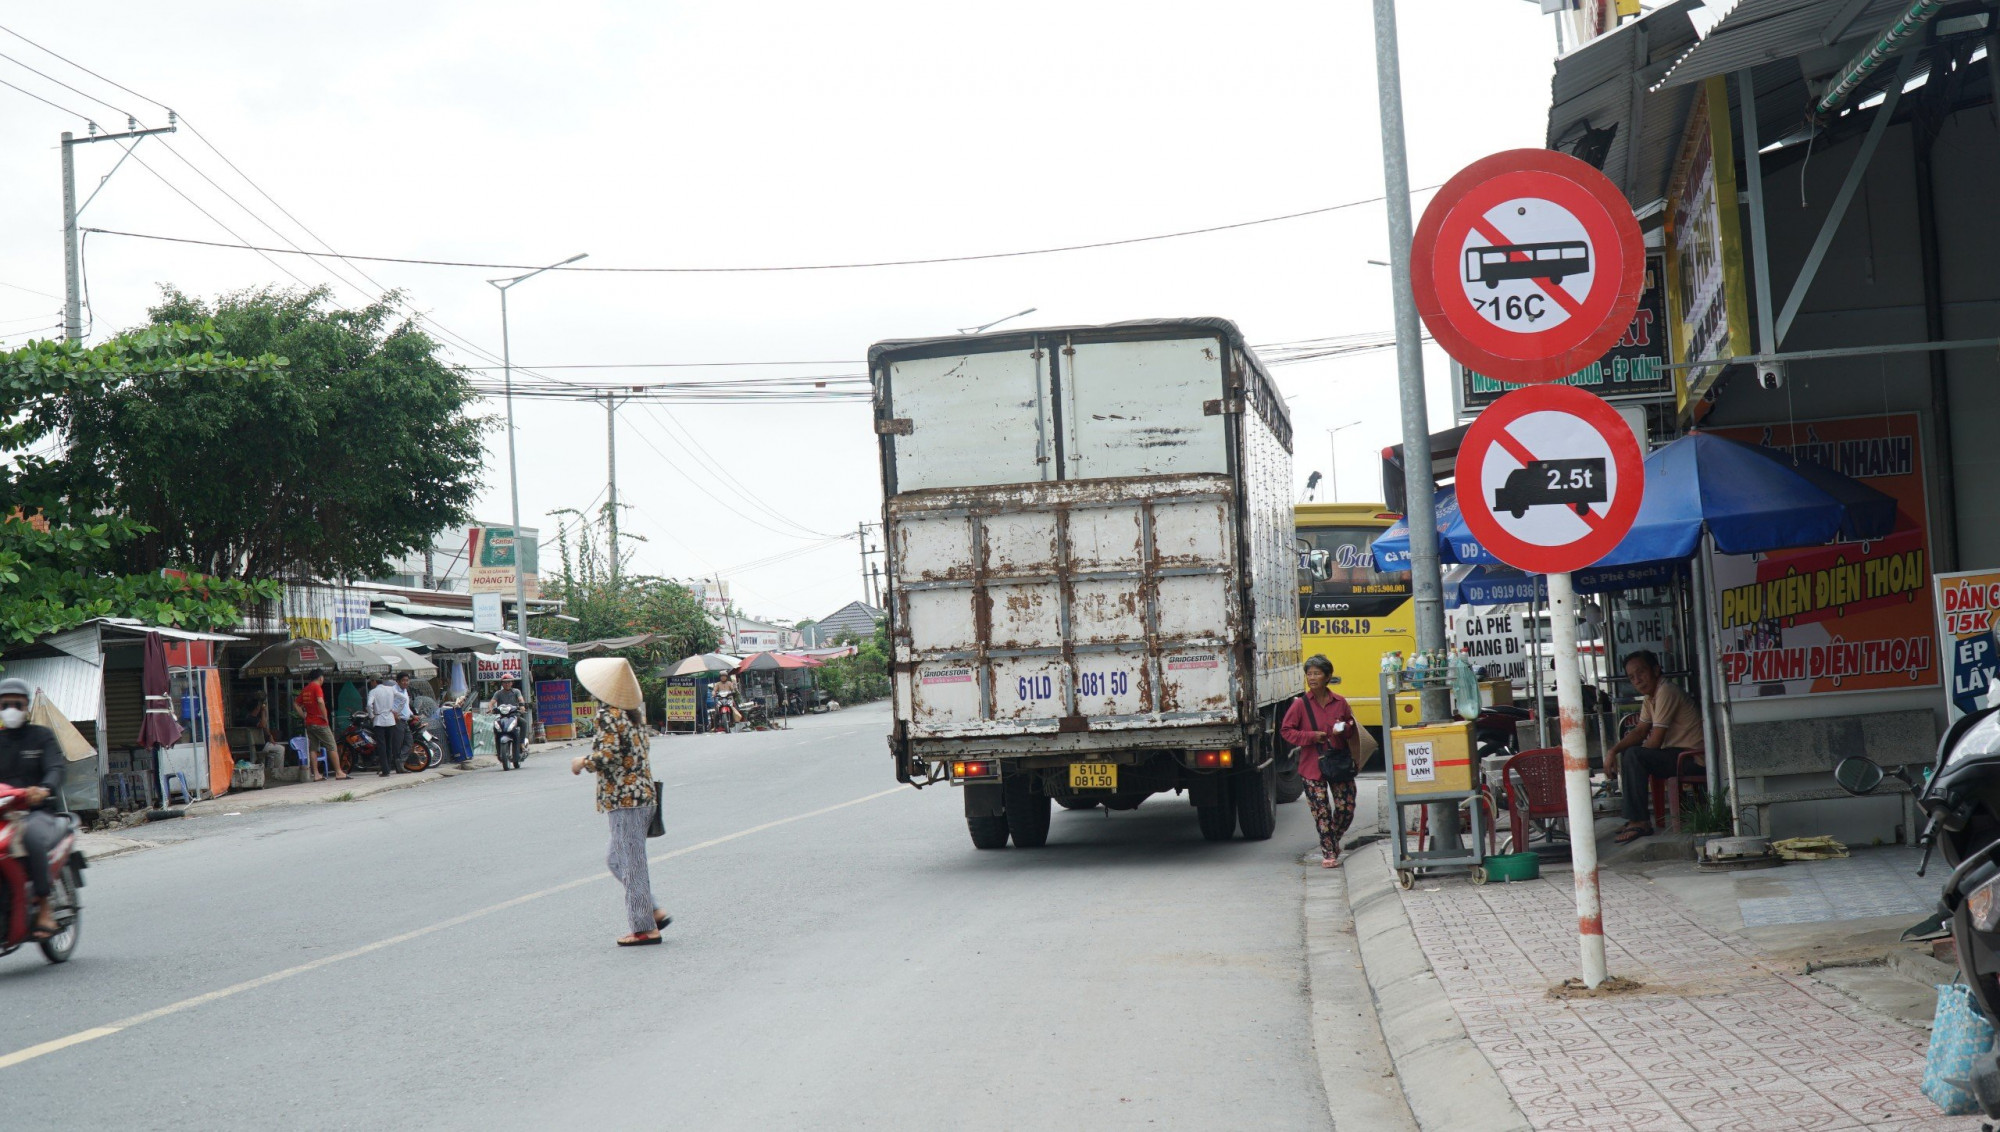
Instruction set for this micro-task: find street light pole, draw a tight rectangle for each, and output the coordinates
[1328,420,1362,502]
[489,252,587,662]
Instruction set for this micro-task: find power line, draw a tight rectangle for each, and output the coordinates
[639,403,837,539]
[78,187,1436,275]
[0,73,95,120]
[0,280,62,301]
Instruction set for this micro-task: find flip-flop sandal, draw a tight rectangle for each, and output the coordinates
[29,923,58,940]
[1321,856,1343,869]
[654,912,673,929]
[1613,827,1652,844]
[617,934,662,947]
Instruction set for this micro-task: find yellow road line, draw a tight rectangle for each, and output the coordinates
[1,785,905,1071]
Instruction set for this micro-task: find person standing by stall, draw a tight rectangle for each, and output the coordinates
[366,676,400,778]
[293,670,345,781]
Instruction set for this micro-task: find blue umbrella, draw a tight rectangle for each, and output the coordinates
[1592,432,1897,566]
[1371,487,1509,570]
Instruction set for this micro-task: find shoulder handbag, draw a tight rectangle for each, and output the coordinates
[646,781,666,838]
[1303,696,1358,784]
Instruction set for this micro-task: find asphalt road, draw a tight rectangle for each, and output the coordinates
[2,704,1336,1131]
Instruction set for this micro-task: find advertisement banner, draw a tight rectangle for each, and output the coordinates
[1450,606,1526,681]
[476,653,525,683]
[1665,75,1752,415]
[665,685,697,723]
[279,585,371,642]
[472,592,502,633]
[467,525,540,599]
[535,679,574,740]
[1460,254,1669,408]
[1708,414,1937,699]
[1936,569,2000,723]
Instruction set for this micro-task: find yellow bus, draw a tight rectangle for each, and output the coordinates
[1295,502,1415,731]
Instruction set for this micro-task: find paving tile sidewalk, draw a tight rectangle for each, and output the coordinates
[1392,859,1967,1131]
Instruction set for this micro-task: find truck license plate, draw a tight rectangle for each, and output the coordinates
[1069,763,1117,790]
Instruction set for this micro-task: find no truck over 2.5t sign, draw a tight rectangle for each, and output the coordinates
[1412,149,1646,386]
[1456,384,1644,576]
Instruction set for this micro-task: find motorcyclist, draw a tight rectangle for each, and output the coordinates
[489,676,524,712]
[0,677,64,940]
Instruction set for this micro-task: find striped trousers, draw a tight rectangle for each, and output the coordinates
[606,806,659,935]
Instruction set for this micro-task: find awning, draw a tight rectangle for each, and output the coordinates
[1654,0,1913,90]
[1546,0,1704,206]
[569,633,667,656]
[339,627,428,650]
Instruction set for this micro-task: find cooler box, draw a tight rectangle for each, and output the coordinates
[1391,720,1476,798]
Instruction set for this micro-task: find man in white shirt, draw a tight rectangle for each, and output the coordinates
[392,673,416,770]
[366,677,401,778]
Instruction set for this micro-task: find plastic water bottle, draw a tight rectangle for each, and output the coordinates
[1408,649,1430,690]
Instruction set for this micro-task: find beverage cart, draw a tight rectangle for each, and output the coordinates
[1380,668,1489,889]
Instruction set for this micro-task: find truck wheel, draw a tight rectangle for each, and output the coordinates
[1235,761,1278,841]
[1196,800,1236,841]
[1276,753,1305,804]
[966,815,1010,850]
[1004,776,1051,848]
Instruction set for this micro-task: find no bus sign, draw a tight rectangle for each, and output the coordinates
[1457,384,1644,576]
[1411,149,1645,385]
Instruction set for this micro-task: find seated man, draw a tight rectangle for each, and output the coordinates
[1609,650,1704,844]
[0,677,65,939]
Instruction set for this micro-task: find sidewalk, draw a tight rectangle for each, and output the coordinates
[1345,839,1968,1131]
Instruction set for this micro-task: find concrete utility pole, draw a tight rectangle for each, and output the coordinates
[858,521,871,603]
[489,252,587,655]
[1372,0,1457,845]
[604,391,621,586]
[62,121,177,341]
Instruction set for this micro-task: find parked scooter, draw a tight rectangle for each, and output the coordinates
[0,785,84,964]
[1838,706,2000,1115]
[494,703,526,770]
[1474,704,1534,762]
[339,710,378,774]
[401,714,444,773]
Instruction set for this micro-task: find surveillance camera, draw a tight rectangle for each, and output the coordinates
[1756,363,1786,391]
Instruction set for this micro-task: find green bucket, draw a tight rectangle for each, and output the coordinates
[1484,852,1541,883]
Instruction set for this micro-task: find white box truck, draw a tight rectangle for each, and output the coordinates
[870,318,1303,848]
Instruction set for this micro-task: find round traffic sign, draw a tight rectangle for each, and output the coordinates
[1411,149,1645,385]
[1457,384,1644,575]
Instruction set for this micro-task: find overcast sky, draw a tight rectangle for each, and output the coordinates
[0,1,1558,623]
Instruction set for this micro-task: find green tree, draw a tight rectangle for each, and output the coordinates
[817,617,889,703]
[28,285,489,581]
[1,325,286,644]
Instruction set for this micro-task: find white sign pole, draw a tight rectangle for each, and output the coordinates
[1546,569,1606,988]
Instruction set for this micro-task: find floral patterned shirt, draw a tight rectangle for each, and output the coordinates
[583,708,656,813]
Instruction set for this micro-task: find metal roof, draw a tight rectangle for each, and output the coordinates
[1546,0,1706,207]
[1655,0,1913,90]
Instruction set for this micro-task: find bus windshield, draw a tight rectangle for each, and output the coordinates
[1297,525,1411,619]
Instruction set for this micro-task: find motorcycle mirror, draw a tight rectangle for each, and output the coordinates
[1834,756,1886,796]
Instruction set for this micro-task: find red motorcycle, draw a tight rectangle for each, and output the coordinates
[0,784,85,964]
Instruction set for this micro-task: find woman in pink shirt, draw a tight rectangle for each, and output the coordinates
[1280,654,1360,868]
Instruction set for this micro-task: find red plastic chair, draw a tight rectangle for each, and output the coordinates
[1647,751,1708,832]
[1502,749,1569,851]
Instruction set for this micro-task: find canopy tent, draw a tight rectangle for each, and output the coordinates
[352,643,439,680]
[239,637,390,677]
[1592,432,1898,566]
[736,651,823,673]
[662,653,741,677]
[1370,487,1508,571]
[339,626,429,651]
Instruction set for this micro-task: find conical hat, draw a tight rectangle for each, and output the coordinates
[575,657,644,710]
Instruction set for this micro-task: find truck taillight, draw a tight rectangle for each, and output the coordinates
[951,760,998,781]
[1192,750,1233,769]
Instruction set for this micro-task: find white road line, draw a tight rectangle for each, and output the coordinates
[0,785,906,1072]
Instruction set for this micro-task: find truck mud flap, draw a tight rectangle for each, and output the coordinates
[963,781,1004,818]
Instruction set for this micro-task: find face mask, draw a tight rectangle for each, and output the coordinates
[0,708,26,729]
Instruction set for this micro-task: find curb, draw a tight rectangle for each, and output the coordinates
[1306,863,1419,1132]
[1348,840,1531,1132]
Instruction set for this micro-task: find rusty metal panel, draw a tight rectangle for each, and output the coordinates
[896,513,974,582]
[909,661,979,726]
[1236,354,1305,706]
[1063,338,1229,479]
[980,511,1058,574]
[1161,649,1232,713]
[1069,580,1144,645]
[1150,499,1229,566]
[990,655,1067,722]
[985,580,1061,650]
[888,350,1049,491]
[905,589,978,652]
[1065,506,1143,570]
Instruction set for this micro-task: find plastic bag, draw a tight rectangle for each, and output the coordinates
[1924,982,1995,1115]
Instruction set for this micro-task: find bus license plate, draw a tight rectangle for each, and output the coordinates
[1069,763,1117,790]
